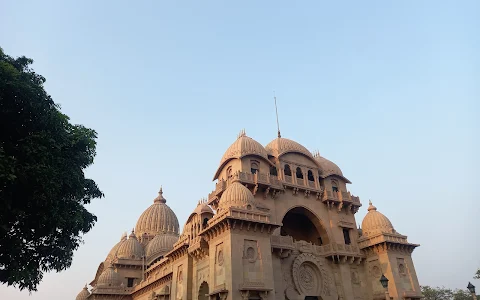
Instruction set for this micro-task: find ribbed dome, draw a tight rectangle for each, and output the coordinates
[105,232,127,261]
[145,233,178,260]
[218,182,255,211]
[314,154,343,177]
[116,230,144,259]
[75,285,90,300]
[361,201,396,237]
[265,137,313,158]
[97,264,121,287]
[213,130,270,180]
[135,188,180,236]
[193,201,214,215]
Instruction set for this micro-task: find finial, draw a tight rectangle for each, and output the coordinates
[154,186,167,203]
[274,91,281,138]
[84,283,88,289]
[367,200,377,211]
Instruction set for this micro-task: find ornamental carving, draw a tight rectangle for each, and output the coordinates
[292,253,333,297]
[217,250,224,266]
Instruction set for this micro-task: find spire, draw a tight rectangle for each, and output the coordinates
[154,186,167,203]
[238,129,246,139]
[274,91,281,138]
[367,200,377,212]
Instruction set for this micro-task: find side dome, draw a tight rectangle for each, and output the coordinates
[145,233,178,261]
[116,230,144,259]
[265,137,313,158]
[135,187,180,236]
[193,201,214,215]
[313,152,351,184]
[218,182,255,211]
[76,285,90,300]
[213,130,271,180]
[105,232,127,261]
[361,201,396,237]
[97,264,121,287]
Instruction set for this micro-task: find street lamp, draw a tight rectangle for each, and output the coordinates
[379,274,390,300]
[467,282,477,300]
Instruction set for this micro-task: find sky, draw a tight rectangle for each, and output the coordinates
[1,0,479,298]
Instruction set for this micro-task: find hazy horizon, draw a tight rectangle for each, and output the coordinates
[1,1,479,299]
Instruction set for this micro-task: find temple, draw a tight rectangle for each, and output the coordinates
[75,131,422,300]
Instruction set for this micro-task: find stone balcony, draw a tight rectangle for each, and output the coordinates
[271,236,364,263]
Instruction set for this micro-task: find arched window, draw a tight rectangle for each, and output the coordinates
[307,170,314,181]
[270,166,278,176]
[226,166,232,178]
[296,167,303,179]
[202,218,209,229]
[251,161,259,174]
[332,180,339,192]
[284,165,292,176]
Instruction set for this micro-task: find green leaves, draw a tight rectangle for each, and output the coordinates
[421,286,476,300]
[0,47,103,291]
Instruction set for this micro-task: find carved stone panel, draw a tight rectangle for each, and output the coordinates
[291,253,337,299]
[243,239,264,285]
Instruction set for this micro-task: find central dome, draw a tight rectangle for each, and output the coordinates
[135,188,180,237]
[218,182,256,211]
[265,137,313,158]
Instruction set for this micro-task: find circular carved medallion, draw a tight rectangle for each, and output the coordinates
[292,253,333,297]
[298,263,317,292]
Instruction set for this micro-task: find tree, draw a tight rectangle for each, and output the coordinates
[421,286,476,300]
[475,268,480,279]
[0,47,103,291]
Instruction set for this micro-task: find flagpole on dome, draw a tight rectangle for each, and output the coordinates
[274,91,281,138]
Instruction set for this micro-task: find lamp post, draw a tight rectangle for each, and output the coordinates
[380,274,390,300]
[467,282,477,300]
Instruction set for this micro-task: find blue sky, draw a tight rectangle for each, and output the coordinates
[1,1,479,298]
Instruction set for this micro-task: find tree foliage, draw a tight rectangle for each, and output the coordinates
[0,47,103,291]
[421,285,476,300]
[475,268,480,279]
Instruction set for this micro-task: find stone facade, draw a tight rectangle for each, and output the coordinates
[75,131,422,300]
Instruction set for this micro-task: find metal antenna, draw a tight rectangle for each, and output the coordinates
[274,91,281,138]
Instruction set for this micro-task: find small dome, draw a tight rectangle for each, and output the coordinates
[213,130,270,180]
[218,182,255,211]
[135,187,180,236]
[96,264,121,287]
[193,200,214,215]
[313,152,351,184]
[75,285,90,300]
[145,233,178,260]
[116,230,144,259]
[361,201,396,237]
[265,137,313,158]
[314,154,343,177]
[105,232,127,261]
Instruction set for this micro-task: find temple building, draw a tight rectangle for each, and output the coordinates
[75,131,422,300]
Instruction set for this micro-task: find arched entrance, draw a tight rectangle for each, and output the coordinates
[198,281,209,300]
[280,207,329,245]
